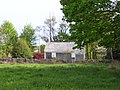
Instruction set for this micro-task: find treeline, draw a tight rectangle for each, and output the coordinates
[0,17,70,59]
[0,21,36,58]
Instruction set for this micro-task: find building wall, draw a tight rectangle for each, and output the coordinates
[46,52,52,59]
[56,53,71,61]
[76,54,84,61]
[45,52,85,61]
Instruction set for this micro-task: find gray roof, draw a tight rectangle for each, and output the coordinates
[44,42,84,54]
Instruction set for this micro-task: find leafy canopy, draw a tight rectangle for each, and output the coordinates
[20,24,36,51]
[60,0,120,48]
[0,20,18,57]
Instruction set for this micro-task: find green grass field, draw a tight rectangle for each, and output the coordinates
[0,64,119,90]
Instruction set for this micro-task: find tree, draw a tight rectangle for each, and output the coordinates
[60,0,120,59]
[44,16,57,42]
[20,24,36,51]
[40,44,45,53]
[58,21,69,34]
[53,32,70,42]
[53,21,71,42]
[0,28,4,58]
[12,38,32,59]
[38,17,70,42]
[0,20,18,57]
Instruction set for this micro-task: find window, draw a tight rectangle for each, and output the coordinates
[52,52,56,58]
[71,53,76,58]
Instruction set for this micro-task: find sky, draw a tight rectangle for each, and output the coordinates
[0,0,63,35]
[0,0,118,45]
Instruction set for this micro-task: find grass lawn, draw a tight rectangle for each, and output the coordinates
[0,64,120,90]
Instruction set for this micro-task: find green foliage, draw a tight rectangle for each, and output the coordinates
[60,0,120,49]
[0,64,119,90]
[40,44,45,53]
[0,20,18,57]
[53,57,60,61]
[113,46,120,60]
[20,24,36,51]
[54,21,71,42]
[12,38,32,59]
[53,32,71,42]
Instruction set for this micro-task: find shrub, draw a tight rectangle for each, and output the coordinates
[12,38,32,59]
[33,52,44,60]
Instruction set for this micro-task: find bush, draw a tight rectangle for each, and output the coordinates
[12,38,32,59]
[33,52,44,60]
[113,46,120,60]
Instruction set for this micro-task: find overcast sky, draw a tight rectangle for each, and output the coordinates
[0,0,63,34]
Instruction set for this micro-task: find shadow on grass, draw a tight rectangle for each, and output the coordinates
[0,64,120,90]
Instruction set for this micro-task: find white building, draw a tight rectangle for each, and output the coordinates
[44,42,85,62]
